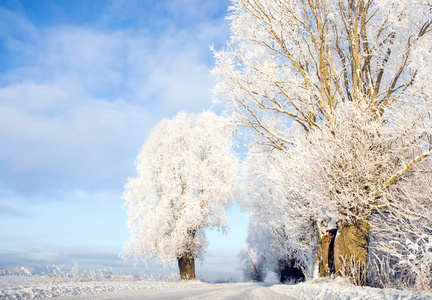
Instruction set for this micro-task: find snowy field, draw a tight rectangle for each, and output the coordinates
[1,276,432,299]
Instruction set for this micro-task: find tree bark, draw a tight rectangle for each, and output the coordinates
[316,229,337,277]
[333,219,370,286]
[178,254,196,280]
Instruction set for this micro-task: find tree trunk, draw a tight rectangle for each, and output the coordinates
[316,229,337,277]
[333,219,370,286]
[178,254,196,280]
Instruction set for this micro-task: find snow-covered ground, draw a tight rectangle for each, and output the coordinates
[270,278,432,300]
[1,276,432,299]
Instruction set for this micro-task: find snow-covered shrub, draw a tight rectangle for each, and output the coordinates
[369,208,432,291]
[71,261,80,283]
[366,154,432,291]
[338,254,368,287]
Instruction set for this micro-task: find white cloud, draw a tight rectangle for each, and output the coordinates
[0,96,152,196]
[0,201,29,217]
[0,3,230,199]
[0,7,38,42]
[0,0,246,278]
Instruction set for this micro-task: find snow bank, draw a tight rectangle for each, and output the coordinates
[270,278,432,300]
[0,279,206,299]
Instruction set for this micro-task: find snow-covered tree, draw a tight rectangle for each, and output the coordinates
[242,215,308,283]
[242,101,432,287]
[123,111,239,280]
[242,138,319,280]
[213,0,432,142]
[238,247,267,282]
[213,0,432,284]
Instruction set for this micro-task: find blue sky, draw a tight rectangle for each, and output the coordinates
[0,0,248,279]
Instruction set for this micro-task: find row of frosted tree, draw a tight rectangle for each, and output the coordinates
[123,0,432,291]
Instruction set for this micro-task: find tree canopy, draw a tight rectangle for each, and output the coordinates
[214,0,432,289]
[123,111,239,279]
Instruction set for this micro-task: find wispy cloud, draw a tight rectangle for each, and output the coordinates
[0,201,29,217]
[0,2,230,200]
[0,1,245,279]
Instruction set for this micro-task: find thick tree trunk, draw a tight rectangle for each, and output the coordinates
[334,219,370,286]
[316,229,337,277]
[178,254,196,280]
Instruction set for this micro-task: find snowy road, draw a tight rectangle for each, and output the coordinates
[54,283,293,300]
[2,278,432,299]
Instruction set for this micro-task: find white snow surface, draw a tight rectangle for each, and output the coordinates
[270,278,432,300]
[1,277,432,299]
